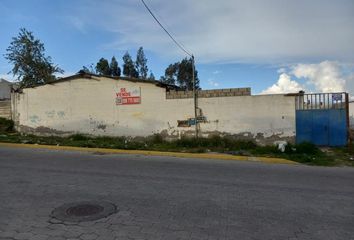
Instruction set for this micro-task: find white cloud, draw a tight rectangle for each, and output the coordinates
[292,61,345,92]
[207,79,219,87]
[261,61,354,95]
[65,0,354,64]
[66,16,87,33]
[261,73,303,94]
[212,70,221,75]
[277,68,287,74]
[346,73,354,98]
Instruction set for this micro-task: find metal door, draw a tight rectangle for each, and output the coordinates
[296,93,348,146]
[296,110,312,144]
[312,110,329,145]
[329,109,347,146]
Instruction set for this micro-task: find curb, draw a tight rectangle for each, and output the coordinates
[0,142,298,165]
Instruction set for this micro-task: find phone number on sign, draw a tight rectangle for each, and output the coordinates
[116,96,141,105]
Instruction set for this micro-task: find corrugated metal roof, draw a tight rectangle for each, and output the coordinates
[24,72,180,90]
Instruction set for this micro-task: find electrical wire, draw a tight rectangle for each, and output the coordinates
[140,0,193,57]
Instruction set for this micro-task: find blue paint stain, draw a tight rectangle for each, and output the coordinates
[29,115,40,123]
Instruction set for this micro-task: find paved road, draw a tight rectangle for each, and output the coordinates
[0,146,353,240]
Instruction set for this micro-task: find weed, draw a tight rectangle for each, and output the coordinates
[295,142,320,155]
[69,134,90,141]
[0,118,14,133]
[0,131,352,166]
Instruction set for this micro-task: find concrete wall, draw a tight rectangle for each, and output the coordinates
[166,88,251,99]
[0,79,12,100]
[349,101,354,129]
[12,76,296,144]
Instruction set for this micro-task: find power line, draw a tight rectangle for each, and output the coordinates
[140,0,193,57]
[141,0,199,138]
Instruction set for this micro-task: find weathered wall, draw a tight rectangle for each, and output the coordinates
[349,101,354,129]
[166,88,251,99]
[12,76,296,144]
[0,100,11,119]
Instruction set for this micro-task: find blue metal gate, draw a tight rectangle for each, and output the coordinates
[296,92,349,146]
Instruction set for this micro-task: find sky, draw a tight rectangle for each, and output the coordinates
[0,0,354,95]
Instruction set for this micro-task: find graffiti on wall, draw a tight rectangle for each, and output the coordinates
[177,116,208,127]
[116,87,141,105]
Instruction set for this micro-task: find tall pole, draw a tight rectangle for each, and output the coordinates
[192,55,198,138]
[140,0,198,137]
[345,93,351,151]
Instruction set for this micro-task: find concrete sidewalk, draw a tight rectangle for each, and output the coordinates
[0,142,297,165]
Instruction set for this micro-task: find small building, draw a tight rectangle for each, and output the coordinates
[0,78,12,100]
[0,79,13,119]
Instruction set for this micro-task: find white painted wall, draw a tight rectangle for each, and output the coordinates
[12,76,296,143]
[349,101,354,129]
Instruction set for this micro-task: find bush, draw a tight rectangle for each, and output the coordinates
[69,134,90,141]
[151,133,164,144]
[295,142,320,155]
[0,118,14,133]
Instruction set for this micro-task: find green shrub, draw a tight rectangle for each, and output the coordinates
[229,140,257,150]
[295,142,320,154]
[69,134,90,141]
[151,133,164,144]
[251,145,279,154]
[0,118,14,133]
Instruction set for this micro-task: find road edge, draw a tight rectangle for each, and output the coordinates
[0,142,298,165]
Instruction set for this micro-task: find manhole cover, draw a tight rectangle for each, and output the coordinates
[51,201,117,222]
[66,204,104,216]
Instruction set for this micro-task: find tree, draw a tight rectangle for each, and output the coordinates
[160,58,199,90]
[122,52,138,78]
[5,28,63,88]
[160,63,179,85]
[110,56,121,77]
[78,64,96,74]
[95,58,111,75]
[148,71,155,80]
[177,58,199,90]
[135,47,148,79]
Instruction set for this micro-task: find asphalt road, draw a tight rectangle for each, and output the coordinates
[0,146,353,240]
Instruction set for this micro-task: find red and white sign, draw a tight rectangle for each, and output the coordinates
[115,87,141,105]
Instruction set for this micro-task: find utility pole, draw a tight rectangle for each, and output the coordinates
[141,0,199,137]
[192,55,198,138]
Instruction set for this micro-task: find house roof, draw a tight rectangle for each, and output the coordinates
[44,72,181,90]
[0,78,11,84]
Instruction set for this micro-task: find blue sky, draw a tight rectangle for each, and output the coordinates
[1,0,354,95]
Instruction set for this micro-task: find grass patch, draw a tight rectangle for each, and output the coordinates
[251,142,335,166]
[0,127,353,166]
